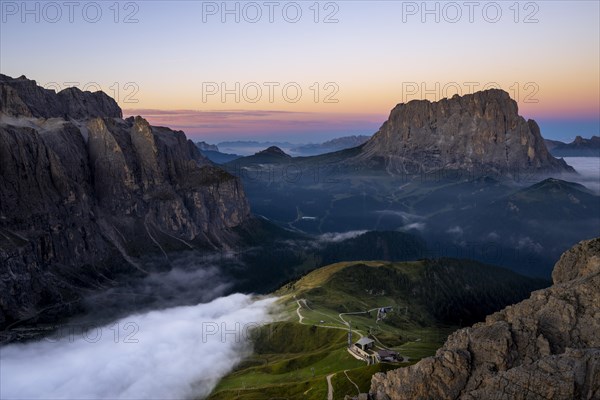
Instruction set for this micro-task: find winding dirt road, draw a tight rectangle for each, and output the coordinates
[326,373,335,400]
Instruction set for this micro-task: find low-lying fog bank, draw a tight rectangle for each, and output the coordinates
[1,294,277,399]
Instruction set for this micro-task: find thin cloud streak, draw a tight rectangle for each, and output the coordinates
[124,109,385,142]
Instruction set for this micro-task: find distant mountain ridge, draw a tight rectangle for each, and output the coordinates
[214,136,372,157]
[290,135,371,156]
[196,141,219,152]
[195,141,241,164]
[227,90,575,178]
[544,136,600,157]
[216,140,295,156]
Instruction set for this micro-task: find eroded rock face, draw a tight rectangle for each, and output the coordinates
[369,237,600,400]
[552,238,600,284]
[356,90,574,176]
[0,75,250,330]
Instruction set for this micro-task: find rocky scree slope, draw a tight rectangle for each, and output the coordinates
[0,75,250,331]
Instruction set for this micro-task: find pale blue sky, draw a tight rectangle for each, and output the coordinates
[1,1,598,142]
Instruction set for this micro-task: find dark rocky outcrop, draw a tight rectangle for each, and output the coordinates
[366,237,600,400]
[354,90,575,176]
[0,75,250,331]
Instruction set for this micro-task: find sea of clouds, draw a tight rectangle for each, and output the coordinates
[564,157,600,193]
[0,294,277,399]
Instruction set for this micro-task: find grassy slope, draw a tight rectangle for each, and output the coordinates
[208,259,548,399]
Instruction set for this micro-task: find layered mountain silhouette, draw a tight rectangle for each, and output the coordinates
[229,89,575,177]
[223,91,595,277]
[1,78,595,338]
[290,135,371,156]
[195,141,241,164]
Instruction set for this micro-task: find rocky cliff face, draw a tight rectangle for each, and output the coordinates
[368,237,600,400]
[0,75,250,331]
[356,90,574,176]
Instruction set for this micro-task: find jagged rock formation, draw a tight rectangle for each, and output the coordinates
[354,90,575,176]
[367,237,600,400]
[0,75,250,330]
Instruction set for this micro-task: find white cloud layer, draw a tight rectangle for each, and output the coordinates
[1,294,277,400]
[399,222,426,232]
[564,157,600,193]
[318,230,368,243]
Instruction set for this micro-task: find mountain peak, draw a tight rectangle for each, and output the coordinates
[256,146,291,158]
[355,89,573,176]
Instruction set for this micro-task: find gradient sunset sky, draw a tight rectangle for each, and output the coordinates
[1,0,598,142]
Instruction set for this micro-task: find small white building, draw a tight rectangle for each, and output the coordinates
[349,337,379,365]
[355,337,375,352]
